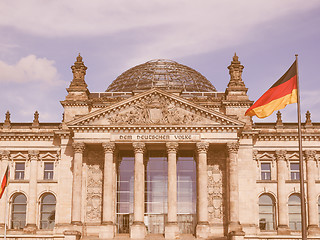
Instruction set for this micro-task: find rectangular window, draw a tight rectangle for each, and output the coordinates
[15,162,25,180]
[290,163,300,180]
[44,162,54,180]
[261,163,271,180]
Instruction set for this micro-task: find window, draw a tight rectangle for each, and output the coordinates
[145,151,168,234]
[11,193,27,229]
[116,152,134,233]
[177,151,196,234]
[40,194,56,229]
[15,162,25,180]
[288,194,301,230]
[259,194,275,230]
[44,162,54,180]
[290,163,300,180]
[261,163,271,180]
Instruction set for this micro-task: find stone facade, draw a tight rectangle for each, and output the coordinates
[0,55,320,240]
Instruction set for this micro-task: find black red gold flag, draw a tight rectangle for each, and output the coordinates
[0,166,9,199]
[245,61,297,118]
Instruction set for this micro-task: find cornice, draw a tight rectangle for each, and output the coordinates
[0,133,54,141]
[221,100,253,107]
[240,130,259,139]
[257,133,320,141]
[68,125,242,133]
[60,100,91,107]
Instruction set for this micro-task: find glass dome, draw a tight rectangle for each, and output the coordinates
[106,59,216,92]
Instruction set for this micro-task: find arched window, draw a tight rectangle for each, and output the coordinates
[11,193,27,229]
[288,194,301,230]
[259,194,275,230]
[40,193,56,229]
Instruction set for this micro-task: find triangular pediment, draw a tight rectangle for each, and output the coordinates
[67,89,244,128]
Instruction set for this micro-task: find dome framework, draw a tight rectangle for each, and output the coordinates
[106,59,216,92]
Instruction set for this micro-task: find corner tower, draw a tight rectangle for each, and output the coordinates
[61,54,91,123]
[223,53,253,128]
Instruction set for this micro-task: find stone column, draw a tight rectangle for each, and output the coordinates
[130,142,146,239]
[71,142,85,224]
[25,150,39,232]
[305,150,320,235]
[100,142,116,239]
[196,142,209,239]
[165,142,179,239]
[226,142,244,238]
[276,150,290,234]
[0,151,10,230]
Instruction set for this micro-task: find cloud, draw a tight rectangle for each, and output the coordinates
[0,1,319,60]
[0,55,63,85]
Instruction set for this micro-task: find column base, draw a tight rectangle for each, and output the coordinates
[71,221,82,226]
[228,221,243,233]
[165,222,179,239]
[308,225,320,235]
[63,230,81,240]
[196,222,209,239]
[130,221,146,239]
[228,230,245,240]
[277,225,290,235]
[23,224,37,233]
[100,223,115,239]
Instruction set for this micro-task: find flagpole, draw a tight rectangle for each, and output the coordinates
[4,183,8,240]
[295,54,307,240]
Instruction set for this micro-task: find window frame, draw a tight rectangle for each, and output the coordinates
[288,194,301,231]
[11,193,27,229]
[260,162,272,180]
[40,193,56,229]
[290,162,300,180]
[14,162,25,180]
[43,162,54,180]
[258,194,276,231]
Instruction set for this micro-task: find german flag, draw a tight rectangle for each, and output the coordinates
[245,61,297,118]
[0,166,9,199]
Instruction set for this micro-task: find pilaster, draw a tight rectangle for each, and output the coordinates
[24,150,39,233]
[275,150,290,235]
[0,150,10,230]
[305,150,320,235]
[71,142,85,225]
[226,142,244,238]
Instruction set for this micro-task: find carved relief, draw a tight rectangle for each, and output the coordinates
[108,94,202,125]
[86,164,102,222]
[207,149,226,224]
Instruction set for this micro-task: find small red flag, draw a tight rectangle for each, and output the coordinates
[245,61,297,118]
[0,166,9,199]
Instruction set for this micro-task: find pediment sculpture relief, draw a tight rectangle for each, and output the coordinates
[108,95,202,125]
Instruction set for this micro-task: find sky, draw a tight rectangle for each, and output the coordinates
[0,0,320,123]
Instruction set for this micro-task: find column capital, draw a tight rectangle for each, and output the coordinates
[166,142,179,154]
[133,142,145,154]
[304,150,316,161]
[102,142,115,153]
[196,142,209,154]
[275,150,287,161]
[72,142,85,153]
[0,150,10,160]
[226,142,239,154]
[28,150,39,161]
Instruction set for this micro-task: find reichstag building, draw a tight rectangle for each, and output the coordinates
[0,54,320,240]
